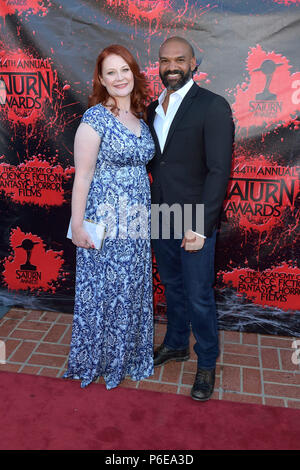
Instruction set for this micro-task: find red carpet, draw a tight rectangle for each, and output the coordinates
[0,371,299,450]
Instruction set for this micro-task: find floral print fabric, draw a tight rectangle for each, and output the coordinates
[63,104,155,389]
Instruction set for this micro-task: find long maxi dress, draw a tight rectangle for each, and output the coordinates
[63,104,155,389]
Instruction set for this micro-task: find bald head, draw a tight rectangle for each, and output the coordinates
[159,37,195,59]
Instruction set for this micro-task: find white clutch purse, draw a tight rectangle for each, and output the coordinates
[67,218,106,250]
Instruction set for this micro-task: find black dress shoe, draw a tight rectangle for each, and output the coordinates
[191,368,215,401]
[154,344,190,367]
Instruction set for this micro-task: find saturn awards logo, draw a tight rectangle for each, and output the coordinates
[0,50,56,125]
[232,45,300,135]
[224,155,299,233]
[2,227,65,292]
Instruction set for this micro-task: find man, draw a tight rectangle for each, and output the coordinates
[147,37,234,401]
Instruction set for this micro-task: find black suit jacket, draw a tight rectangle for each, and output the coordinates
[147,82,234,238]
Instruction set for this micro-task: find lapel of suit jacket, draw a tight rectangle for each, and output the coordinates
[148,100,162,157]
[163,82,199,155]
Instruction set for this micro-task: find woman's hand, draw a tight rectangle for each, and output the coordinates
[71,226,95,249]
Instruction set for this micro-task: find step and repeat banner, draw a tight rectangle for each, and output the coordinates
[0,0,299,335]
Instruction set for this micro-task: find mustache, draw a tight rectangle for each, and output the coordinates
[163,70,184,78]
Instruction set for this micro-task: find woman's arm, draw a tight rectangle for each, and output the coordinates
[71,122,100,248]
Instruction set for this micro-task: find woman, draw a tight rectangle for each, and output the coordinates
[63,45,155,389]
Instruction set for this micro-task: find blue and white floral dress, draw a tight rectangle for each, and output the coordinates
[63,104,155,389]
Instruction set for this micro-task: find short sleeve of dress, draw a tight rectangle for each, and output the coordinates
[80,105,105,138]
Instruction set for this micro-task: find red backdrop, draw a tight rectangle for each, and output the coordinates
[0,0,299,335]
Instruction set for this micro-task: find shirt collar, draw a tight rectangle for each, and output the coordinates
[157,78,194,105]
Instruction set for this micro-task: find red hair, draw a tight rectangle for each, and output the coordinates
[88,44,149,121]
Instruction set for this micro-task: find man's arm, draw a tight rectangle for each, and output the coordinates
[182,95,234,251]
[201,95,234,238]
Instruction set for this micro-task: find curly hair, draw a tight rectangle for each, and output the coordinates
[88,44,149,121]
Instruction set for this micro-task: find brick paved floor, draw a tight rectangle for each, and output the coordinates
[0,307,300,408]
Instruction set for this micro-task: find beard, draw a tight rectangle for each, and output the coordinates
[160,68,192,91]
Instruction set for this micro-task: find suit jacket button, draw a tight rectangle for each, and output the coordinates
[160,161,166,165]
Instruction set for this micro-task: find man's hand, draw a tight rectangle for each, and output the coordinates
[181,230,205,252]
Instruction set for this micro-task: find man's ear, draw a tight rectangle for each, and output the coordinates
[191,56,197,73]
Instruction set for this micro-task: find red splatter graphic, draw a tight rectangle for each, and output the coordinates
[0,50,56,126]
[0,0,50,19]
[2,227,65,292]
[219,263,300,311]
[273,0,300,4]
[224,154,299,233]
[0,45,77,147]
[106,0,178,27]
[144,61,209,100]
[0,156,74,207]
[125,0,171,22]
[231,45,300,135]
[103,0,216,39]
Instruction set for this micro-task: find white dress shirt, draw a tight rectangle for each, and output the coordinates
[154,78,194,153]
[153,79,205,239]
